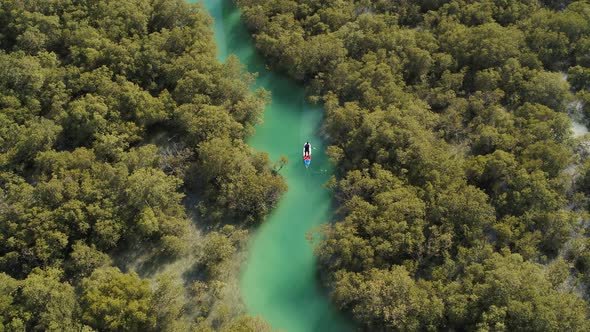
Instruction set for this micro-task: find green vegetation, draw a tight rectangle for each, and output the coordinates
[0,0,285,330]
[236,0,590,330]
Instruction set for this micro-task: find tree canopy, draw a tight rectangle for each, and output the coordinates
[0,0,285,330]
[237,0,590,330]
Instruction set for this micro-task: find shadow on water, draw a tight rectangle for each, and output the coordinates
[216,0,307,113]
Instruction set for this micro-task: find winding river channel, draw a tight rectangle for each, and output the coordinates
[197,1,353,331]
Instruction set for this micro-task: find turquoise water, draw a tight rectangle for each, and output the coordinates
[197,1,353,331]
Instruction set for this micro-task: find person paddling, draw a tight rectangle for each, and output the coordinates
[303,142,311,157]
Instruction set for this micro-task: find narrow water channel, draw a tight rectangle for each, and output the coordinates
[197,1,353,331]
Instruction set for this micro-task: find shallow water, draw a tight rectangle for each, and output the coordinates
[572,120,589,138]
[197,1,353,331]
